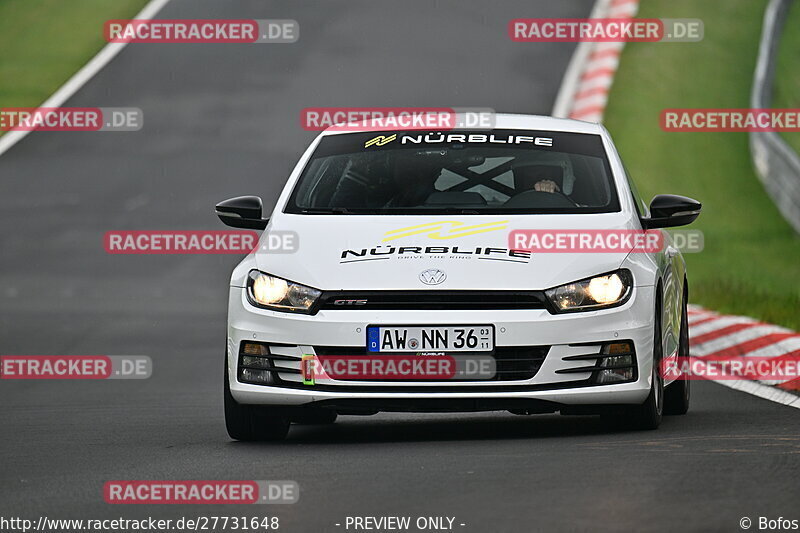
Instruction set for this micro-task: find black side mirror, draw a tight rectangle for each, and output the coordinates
[641,194,701,229]
[215,196,268,230]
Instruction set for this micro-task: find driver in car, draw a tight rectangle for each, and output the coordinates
[514,160,576,197]
[534,179,560,193]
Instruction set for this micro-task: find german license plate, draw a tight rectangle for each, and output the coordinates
[366,325,494,353]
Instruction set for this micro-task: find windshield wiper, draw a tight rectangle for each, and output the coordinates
[299,207,487,215]
[299,207,354,214]
[421,207,482,215]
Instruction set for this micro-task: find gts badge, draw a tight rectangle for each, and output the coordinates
[333,299,368,306]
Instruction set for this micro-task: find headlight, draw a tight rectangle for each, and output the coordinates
[246,270,321,313]
[545,270,633,312]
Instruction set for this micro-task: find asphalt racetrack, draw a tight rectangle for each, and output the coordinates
[0,1,798,531]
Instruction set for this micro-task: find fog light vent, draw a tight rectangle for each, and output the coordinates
[601,355,633,368]
[595,341,636,384]
[240,367,273,384]
[596,367,635,384]
[603,342,632,355]
[239,341,274,384]
[242,342,269,356]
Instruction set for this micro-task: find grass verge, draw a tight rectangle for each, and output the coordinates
[0,0,149,117]
[604,0,800,330]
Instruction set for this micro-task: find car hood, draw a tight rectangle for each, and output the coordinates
[245,213,640,291]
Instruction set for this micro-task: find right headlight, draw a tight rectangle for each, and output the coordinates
[246,270,321,314]
[545,269,633,313]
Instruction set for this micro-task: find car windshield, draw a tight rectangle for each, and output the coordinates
[286,130,619,214]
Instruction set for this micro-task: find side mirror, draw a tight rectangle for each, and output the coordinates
[641,194,701,229]
[215,196,268,230]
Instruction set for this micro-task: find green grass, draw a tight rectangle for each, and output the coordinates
[0,0,149,111]
[773,0,800,152]
[604,0,800,330]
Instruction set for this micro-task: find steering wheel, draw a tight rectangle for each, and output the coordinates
[503,189,578,209]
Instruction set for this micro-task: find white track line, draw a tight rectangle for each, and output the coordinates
[552,0,612,118]
[688,315,759,337]
[687,307,800,408]
[688,358,800,407]
[745,337,800,358]
[706,379,800,409]
[0,0,172,158]
[552,0,640,121]
[688,314,719,326]
[691,325,789,357]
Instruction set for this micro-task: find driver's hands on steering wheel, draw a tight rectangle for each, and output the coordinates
[533,179,560,193]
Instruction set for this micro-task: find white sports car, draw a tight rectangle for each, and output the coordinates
[216,114,701,440]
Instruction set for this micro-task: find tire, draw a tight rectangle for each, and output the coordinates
[626,293,665,430]
[224,357,290,441]
[664,284,691,415]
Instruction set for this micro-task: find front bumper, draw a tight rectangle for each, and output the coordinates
[227,285,656,409]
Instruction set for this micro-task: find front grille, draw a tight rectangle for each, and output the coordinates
[313,345,549,381]
[317,290,548,311]
[238,341,549,386]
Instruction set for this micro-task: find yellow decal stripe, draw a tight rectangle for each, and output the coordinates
[382,220,509,242]
[364,134,397,148]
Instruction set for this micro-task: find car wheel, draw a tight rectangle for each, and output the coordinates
[664,285,691,415]
[224,356,290,441]
[627,295,665,430]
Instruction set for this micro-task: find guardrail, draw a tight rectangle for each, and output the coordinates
[750,0,800,234]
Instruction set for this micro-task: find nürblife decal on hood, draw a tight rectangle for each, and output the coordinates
[339,245,531,264]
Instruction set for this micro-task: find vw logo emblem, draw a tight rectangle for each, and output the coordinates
[419,269,447,285]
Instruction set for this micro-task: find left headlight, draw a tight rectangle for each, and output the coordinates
[246,270,322,314]
[545,269,633,313]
